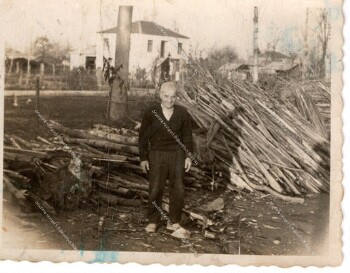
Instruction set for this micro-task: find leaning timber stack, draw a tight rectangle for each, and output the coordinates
[270,79,331,138]
[294,80,331,134]
[175,76,330,203]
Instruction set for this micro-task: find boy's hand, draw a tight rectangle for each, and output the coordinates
[184,157,192,172]
[140,160,150,173]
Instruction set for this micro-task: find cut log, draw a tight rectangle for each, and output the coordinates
[3,175,28,200]
[4,170,31,184]
[95,180,132,196]
[49,120,138,146]
[88,129,138,146]
[109,174,148,191]
[95,192,142,206]
[8,136,22,149]
[78,143,106,155]
[4,152,43,162]
[4,147,49,159]
[62,137,139,155]
[11,135,33,149]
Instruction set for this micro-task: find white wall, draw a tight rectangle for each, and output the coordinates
[129,34,189,76]
[69,52,86,70]
[96,32,189,79]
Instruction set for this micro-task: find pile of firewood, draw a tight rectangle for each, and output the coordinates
[175,76,330,203]
[3,122,216,229]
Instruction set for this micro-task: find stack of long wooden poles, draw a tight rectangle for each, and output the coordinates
[175,77,330,203]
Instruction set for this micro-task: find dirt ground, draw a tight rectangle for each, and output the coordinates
[2,95,330,255]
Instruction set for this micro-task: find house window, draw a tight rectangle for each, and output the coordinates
[178,43,183,54]
[147,40,153,52]
[85,56,96,69]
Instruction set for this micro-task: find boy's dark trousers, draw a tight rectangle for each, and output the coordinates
[147,149,185,224]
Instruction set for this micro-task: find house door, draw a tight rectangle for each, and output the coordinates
[160,41,166,58]
[86,56,96,69]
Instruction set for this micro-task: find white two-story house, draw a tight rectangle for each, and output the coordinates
[96,20,190,82]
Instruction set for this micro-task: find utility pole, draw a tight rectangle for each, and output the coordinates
[302,8,309,80]
[252,6,259,83]
[108,6,133,124]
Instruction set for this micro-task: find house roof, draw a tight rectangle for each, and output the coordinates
[98,20,189,39]
[218,61,252,71]
[5,48,35,60]
[276,63,300,72]
[70,45,96,56]
[261,61,298,72]
[259,51,291,59]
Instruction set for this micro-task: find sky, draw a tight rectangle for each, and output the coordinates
[0,0,341,59]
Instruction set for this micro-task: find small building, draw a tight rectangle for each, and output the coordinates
[276,63,302,78]
[69,46,96,70]
[96,20,190,81]
[257,51,291,66]
[259,60,301,76]
[217,62,252,80]
[5,48,36,74]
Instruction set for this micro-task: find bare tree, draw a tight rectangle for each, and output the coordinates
[264,23,281,64]
[279,25,302,66]
[34,36,70,65]
[204,46,238,74]
[51,42,71,63]
[317,9,331,77]
[267,33,280,53]
[281,39,300,66]
[301,8,309,79]
[253,6,259,83]
[34,36,54,64]
[190,40,206,60]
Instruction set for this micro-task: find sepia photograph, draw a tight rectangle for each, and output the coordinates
[0,0,343,267]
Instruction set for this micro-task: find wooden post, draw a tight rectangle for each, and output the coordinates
[25,63,31,89]
[252,6,259,83]
[8,58,14,75]
[40,63,45,78]
[109,6,133,124]
[36,77,40,129]
[60,67,63,90]
[26,37,32,89]
[36,77,40,113]
[19,71,23,86]
[13,94,18,107]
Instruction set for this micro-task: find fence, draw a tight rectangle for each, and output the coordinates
[5,61,161,91]
[5,67,110,91]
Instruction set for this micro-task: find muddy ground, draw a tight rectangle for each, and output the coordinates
[3,95,330,255]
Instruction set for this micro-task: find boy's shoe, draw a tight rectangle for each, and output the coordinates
[166,223,182,231]
[145,223,157,233]
[171,227,191,239]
